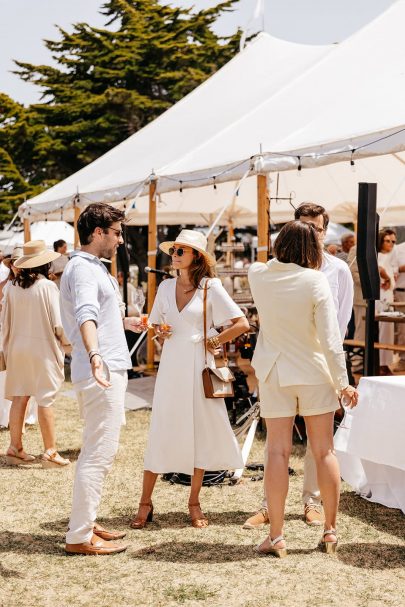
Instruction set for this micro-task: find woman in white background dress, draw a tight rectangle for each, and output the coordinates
[131,229,248,529]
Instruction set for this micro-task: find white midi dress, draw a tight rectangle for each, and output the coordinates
[144,277,244,475]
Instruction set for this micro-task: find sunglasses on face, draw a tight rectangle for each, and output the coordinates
[307,222,325,234]
[168,246,191,257]
[383,238,396,244]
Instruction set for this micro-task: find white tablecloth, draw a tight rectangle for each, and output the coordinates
[334,375,405,514]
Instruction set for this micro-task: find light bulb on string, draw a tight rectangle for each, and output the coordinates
[350,150,356,173]
[179,180,183,194]
[213,176,217,191]
[297,156,302,176]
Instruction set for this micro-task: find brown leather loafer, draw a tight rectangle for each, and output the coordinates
[93,523,126,541]
[243,508,269,529]
[65,533,128,555]
[304,504,325,526]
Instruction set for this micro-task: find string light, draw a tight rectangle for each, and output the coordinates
[213,176,217,190]
[179,180,183,193]
[350,150,356,172]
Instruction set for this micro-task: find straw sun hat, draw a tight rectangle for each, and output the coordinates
[159,229,216,266]
[13,240,61,269]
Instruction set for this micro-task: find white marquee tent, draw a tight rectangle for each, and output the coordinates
[0,221,74,254]
[19,0,405,226]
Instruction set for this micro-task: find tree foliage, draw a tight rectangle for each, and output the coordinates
[0,0,241,224]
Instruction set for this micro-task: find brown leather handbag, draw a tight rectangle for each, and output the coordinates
[201,280,235,399]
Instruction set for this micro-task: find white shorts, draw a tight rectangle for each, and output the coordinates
[259,365,339,419]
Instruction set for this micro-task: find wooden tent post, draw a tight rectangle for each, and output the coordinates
[146,179,157,370]
[257,174,269,262]
[74,206,81,249]
[24,219,31,243]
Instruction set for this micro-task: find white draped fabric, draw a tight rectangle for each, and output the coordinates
[335,376,405,514]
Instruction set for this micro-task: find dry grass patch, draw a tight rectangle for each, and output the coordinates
[0,384,404,607]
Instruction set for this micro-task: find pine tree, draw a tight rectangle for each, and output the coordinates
[14,0,241,181]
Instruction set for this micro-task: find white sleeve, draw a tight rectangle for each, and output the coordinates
[337,263,354,339]
[313,274,349,391]
[209,278,244,327]
[149,282,169,325]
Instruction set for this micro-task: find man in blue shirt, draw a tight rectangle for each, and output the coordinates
[61,203,141,555]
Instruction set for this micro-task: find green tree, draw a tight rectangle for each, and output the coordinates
[14,0,241,182]
[0,94,50,224]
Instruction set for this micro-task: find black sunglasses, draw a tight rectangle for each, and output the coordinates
[168,246,187,257]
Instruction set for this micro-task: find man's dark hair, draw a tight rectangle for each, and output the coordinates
[53,239,66,252]
[294,202,330,231]
[77,203,125,245]
[274,220,322,270]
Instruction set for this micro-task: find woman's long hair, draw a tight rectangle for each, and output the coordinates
[176,251,216,288]
[274,220,322,270]
[12,263,51,289]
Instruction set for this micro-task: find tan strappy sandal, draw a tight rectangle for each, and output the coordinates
[41,449,70,469]
[255,535,288,558]
[319,529,338,554]
[5,446,36,466]
[188,503,209,529]
[130,502,154,529]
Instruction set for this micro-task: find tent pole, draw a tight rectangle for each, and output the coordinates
[146,179,157,371]
[23,219,31,243]
[257,174,269,262]
[74,206,81,249]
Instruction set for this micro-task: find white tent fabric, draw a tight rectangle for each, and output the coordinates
[18,1,405,225]
[19,33,333,219]
[126,152,405,227]
[159,0,405,185]
[0,221,74,254]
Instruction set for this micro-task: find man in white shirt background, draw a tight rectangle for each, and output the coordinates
[243,202,354,529]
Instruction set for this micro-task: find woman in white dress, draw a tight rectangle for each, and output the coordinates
[131,230,248,529]
[377,229,398,374]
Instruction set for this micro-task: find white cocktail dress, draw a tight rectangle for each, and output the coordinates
[144,277,244,475]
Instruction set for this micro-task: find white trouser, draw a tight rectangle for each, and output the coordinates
[261,437,321,509]
[395,290,405,361]
[66,370,127,545]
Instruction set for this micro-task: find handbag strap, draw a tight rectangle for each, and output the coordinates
[203,278,228,366]
[203,280,208,366]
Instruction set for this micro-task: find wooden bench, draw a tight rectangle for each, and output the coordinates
[344,338,405,353]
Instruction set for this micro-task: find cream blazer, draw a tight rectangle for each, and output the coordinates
[248,259,348,390]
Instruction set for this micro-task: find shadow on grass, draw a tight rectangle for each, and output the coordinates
[0,562,24,579]
[97,510,303,530]
[0,532,64,555]
[337,543,405,569]
[131,541,314,562]
[340,491,405,540]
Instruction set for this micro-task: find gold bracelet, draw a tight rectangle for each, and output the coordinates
[208,336,220,349]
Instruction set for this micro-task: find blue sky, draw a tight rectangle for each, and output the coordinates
[0,0,396,105]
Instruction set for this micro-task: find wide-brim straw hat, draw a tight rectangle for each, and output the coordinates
[159,229,216,266]
[13,240,61,269]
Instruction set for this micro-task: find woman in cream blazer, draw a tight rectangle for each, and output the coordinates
[248,220,358,558]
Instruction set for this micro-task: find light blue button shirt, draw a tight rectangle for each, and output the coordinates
[60,251,131,383]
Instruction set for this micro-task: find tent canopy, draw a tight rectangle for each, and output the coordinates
[19,33,333,219]
[0,221,74,254]
[19,0,405,224]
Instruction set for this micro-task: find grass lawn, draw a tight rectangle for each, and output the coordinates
[1,385,404,607]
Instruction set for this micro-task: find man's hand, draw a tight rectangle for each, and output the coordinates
[91,354,111,388]
[124,317,143,333]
